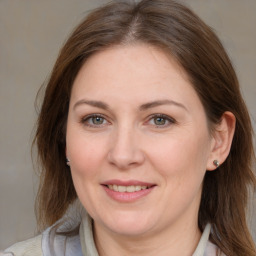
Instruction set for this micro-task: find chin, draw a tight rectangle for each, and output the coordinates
[96,210,158,237]
[108,222,152,237]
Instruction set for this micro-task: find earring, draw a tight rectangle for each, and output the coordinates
[66,158,70,166]
[213,159,219,168]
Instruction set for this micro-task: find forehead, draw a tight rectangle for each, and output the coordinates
[73,44,189,89]
[70,44,202,112]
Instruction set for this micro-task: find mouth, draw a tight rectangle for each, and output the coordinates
[101,180,156,202]
[105,184,153,193]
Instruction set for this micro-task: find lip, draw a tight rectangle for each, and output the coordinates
[101,179,155,187]
[101,179,156,202]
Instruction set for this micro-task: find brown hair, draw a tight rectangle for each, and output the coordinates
[34,0,256,255]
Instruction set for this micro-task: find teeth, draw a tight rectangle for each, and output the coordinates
[127,186,135,192]
[107,185,148,192]
[118,186,126,192]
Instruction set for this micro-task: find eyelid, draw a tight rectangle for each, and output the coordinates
[81,113,110,127]
[80,113,176,129]
[146,113,176,127]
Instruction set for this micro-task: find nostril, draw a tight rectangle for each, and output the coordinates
[107,146,145,169]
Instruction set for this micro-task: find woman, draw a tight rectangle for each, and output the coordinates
[3,0,255,255]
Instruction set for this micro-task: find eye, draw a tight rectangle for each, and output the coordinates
[148,114,175,128]
[91,116,105,125]
[154,117,167,125]
[81,114,108,127]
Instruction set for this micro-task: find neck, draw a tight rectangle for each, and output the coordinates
[94,219,201,256]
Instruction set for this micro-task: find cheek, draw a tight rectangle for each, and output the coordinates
[67,133,107,209]
[66,128,107,180]
[147,130,211,182]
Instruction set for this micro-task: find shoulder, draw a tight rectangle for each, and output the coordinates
[2,235,42,256]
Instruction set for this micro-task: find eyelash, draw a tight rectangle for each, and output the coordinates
[81,114,109,128]
[146,114,176,128]
[80,113,176,128]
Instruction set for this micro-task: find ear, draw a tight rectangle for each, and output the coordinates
[207,111,236,171]
[65,148,71,166]
[65,147,70,159]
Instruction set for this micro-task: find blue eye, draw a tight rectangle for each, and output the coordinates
[153,117,167,125]
[82,114,108,127]
[148,114,175,127]
[91,116,104,125]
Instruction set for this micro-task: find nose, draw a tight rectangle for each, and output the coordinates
[107,127,145,170]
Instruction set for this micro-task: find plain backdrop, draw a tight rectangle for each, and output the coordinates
[0,0,255,250]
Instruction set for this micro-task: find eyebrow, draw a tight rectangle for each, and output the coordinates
[73,99,187,112]
[139,99,188,111]
[73,100,110,110]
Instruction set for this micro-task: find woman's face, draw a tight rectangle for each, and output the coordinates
[66,44,215,237]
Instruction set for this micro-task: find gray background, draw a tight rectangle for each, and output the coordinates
[0,0,255,250]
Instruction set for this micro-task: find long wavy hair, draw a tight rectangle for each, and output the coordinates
[34,0,256,255]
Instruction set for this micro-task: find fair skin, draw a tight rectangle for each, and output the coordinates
[66,44,235,256]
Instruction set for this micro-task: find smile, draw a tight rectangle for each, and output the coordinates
[102,180,156,202]
[107,185,149,193]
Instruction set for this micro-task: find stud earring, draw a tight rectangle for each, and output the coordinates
[213,159,219,168]
[66,158,70,166]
